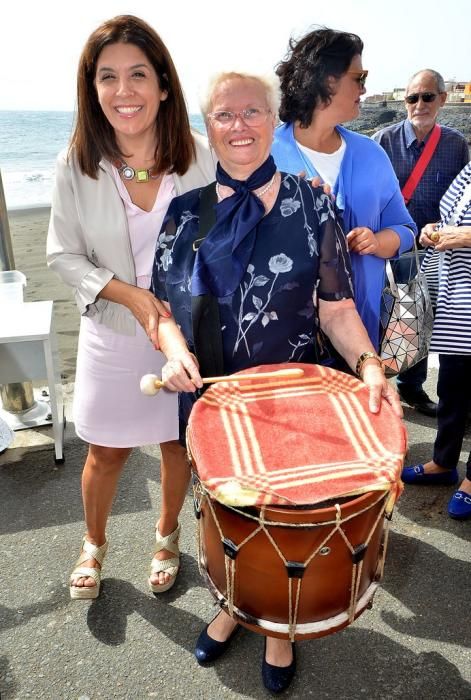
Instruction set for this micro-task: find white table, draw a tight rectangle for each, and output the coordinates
[0,300,64,462]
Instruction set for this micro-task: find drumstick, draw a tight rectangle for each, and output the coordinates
[140,367,305,396]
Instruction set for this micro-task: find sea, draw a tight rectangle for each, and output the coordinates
[0,111,206,210]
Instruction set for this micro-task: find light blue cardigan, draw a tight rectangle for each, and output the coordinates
[272,123,416,349]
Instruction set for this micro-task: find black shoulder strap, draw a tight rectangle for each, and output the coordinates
[191,183,225,378]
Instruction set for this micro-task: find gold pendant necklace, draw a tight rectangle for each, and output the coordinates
[117,160,160,183]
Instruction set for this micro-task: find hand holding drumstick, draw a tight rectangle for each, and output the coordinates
[141,367,305,396]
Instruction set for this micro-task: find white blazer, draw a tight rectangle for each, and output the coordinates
[47,131,215,335]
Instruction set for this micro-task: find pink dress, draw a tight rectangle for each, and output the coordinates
[73,171,178,447]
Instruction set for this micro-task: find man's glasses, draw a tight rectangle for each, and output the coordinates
[347,70,368,87]
[207,107,271,128]
[405,92,439,104]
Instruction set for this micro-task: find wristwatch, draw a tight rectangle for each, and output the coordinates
[356,351,384,378]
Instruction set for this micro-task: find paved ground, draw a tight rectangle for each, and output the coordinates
[1,210,470,699]
[1,367,470,700]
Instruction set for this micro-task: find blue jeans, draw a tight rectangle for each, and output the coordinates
[396,357,428,393]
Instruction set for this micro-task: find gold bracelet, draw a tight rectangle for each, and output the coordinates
[356,351,383,378]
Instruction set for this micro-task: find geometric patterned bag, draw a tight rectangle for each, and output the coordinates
[379,243,434,377]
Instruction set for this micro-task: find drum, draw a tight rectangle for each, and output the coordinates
[187,363,406,641]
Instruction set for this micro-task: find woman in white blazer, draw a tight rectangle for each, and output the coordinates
[47,15,215,600]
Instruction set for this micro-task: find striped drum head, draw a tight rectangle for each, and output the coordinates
[187,363,406,510]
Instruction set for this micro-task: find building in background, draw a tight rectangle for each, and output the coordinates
[364,81,471,103]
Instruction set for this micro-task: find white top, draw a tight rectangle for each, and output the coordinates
[298,136,346,187]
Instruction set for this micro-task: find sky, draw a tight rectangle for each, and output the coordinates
[1,0,469,113]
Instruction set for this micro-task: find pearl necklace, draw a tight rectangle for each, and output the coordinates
[117,160,161,183]
[216,172,277,200]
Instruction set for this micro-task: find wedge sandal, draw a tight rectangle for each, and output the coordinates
[148,523,180,594]
[70,537,108,600]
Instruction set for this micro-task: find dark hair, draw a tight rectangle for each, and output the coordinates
[276,28,364,128]
[70,14,195,178]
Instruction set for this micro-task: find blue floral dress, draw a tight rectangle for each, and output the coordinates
[151,173,354,435]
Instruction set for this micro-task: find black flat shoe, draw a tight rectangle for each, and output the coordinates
[398,389,438,417]
[261,638,296,694]
[194,617,239,665]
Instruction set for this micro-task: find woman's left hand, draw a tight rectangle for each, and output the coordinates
[433,225,471,251]
[346,227,379,255]
[297,171,334,199]
[361,363,403,417]
[309,175,333,198]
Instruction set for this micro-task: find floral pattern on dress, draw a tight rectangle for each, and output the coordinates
[152,173,353,372]
[234,256,293,356]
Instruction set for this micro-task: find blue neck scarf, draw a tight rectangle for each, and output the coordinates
[191,155,277,298]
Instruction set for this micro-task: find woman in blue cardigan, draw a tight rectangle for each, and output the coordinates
[272,28,416,351]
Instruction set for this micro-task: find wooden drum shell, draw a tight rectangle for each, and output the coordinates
[195,483,389,640]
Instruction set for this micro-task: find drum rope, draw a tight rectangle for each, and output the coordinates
[200,490,386,529]
[344,501,387,622]
[288,580,294,641]
[224,557,236,617]
[205,492,226,541]
[196,519,202,575]
[259,506,304,640]
[348,564,358,623]
[196,479,394,636]
[350,561,364,623]
[236,526,264,550]
[287,579,303,642]
[193,484,204,575]
[202,492,237,616]
[294,580,302,640]
[377,517,391,581]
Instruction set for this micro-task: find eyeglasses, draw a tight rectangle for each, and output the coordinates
[207,107,271,128]
[405,92,439,104]
[347,70,368,87]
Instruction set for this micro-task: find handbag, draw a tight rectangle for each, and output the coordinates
[379,241,434,377]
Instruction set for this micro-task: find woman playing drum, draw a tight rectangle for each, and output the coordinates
[150,71,402,694]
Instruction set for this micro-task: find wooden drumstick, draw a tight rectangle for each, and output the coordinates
[140,367,305,396]
[430,231,440,243]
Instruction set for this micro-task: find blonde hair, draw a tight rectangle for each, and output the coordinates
[200,71,281,120]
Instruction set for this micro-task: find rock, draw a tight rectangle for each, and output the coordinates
[345,103,471,142]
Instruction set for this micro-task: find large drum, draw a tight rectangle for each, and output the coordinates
[187,363,406,641]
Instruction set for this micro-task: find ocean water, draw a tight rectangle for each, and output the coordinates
[0,111,206,209]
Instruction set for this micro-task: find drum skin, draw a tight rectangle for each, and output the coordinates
[197,488,388,640]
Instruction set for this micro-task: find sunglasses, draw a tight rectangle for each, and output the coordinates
[347,70,368,87]
[405,92,439,104]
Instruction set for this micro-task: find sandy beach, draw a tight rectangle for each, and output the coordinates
[8,206,80,380]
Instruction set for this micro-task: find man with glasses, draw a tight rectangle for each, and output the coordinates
[373,69,469,416]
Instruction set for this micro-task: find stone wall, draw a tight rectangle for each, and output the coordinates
[345,103,471,142]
